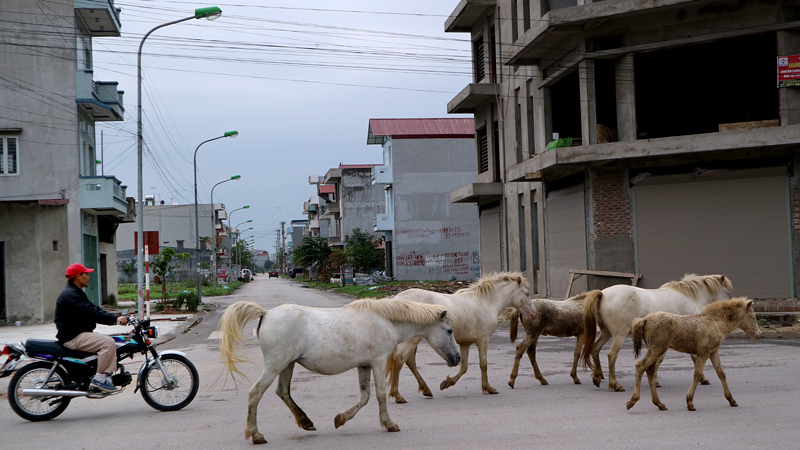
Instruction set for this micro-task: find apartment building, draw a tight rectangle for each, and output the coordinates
[320,164,384,247]
[0,0,129,323]
[367,118,481,280]
[446,0,799,299]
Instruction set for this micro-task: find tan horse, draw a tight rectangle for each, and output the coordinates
[386,272,537,403]
[579,274,732,392]
[507,290,601,388]
[626,297,762,411]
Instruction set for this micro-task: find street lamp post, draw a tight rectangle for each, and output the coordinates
[233,223,253,275]
[193,131,238,304]
[227,206,249,278]
[210,175,240,291]
[136,6,223,320]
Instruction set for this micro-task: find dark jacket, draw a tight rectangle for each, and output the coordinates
[54,281,118,343]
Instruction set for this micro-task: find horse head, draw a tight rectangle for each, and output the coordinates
[499,273,537,322]
[424,310,461,367]
[736,299,762,340]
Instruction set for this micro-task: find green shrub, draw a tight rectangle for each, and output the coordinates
[177,290,200,312]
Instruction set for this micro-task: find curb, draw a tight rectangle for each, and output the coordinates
[154,306,216,345]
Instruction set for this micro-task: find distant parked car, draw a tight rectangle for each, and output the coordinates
[269,269,279,278]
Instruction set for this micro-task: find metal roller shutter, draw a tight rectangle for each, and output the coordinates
[634,167,791,297]
[546,184,587,297]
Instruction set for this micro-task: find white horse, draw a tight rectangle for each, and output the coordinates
[219,298,461,445]
[386,272,537,403]
[579,274,732,392]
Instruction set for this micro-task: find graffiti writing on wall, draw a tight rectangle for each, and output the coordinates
[396,251,476,275]
[396,226,471,240]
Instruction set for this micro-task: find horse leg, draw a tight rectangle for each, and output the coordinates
[686,353,710,411]
[527,335,547,386]
[405,342,434,397]
[275,362,315,431]
[387,343,409,404]
[591,329,612,388]
[654,354,664,388]
[626,352,650,410]
[476,338,498,394]
[606,336,626,392]
[709,350,737,408]
[372,362,400,432]
[691,353,711,385]
[334,366,373,429]
[508,333,531,388]
[246,367,281,445]
[570,335,582,385]
[440,343,471,391]
[645,356,666,410]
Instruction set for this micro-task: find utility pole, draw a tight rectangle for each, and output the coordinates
[280,221,286,274]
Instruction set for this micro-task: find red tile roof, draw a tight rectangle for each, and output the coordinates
[368,118,474,141]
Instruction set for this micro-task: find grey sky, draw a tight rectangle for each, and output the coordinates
[93,0,472,253]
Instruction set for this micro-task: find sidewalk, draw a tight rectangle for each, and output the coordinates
[0,305,211,345]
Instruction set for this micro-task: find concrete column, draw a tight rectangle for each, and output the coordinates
[579,59,598,145]
[615,53,636,141]
[778,30,800,126]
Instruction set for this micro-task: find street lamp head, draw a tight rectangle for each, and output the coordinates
[246,219,253,223]
[195,6,222,20]
[224,130,239,138]
[243,205,250,209]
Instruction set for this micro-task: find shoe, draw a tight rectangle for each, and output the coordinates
[90,378,118,393]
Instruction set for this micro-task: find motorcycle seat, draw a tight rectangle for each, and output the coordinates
[25,339,95,358]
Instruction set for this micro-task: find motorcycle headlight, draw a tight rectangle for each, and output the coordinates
[147,326,160,339]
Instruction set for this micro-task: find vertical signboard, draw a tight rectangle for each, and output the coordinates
[778,55,800,87]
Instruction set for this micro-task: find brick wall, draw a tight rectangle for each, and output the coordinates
[592,168,632,240]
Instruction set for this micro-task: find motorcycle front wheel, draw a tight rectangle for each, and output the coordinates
[8,361,72,421]
[140,354,199,411]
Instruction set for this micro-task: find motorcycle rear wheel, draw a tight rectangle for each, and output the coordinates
[8,361,72,421]
[140,354,199,411]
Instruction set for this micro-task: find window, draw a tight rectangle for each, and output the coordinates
[473,35,485,82]
[176,240,184,249]
[477,128,489,173]
[1,137,18,175]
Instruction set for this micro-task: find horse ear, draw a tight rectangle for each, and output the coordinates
[746,300,753,310]
[439,310,448,320]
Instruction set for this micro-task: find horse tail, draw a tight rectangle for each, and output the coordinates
[509,309,520,343]
[579,290,603,371]
[385,347,400,383]
[631,318,646,358]
[219,301,267,383]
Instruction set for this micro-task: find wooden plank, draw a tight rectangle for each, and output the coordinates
[565,269,642,297]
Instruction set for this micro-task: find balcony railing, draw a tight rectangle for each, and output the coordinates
[77,70,124,121]
[79,175,127,215]
[75,0,121,36]
[371,165,393,185]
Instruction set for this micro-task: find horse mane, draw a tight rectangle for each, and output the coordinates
[660,273,732,300]
[346,298,444,324]
[456,271,528,297]
[566,289,597,303]
[701,297,748,316]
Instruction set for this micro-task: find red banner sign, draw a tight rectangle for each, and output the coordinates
[778,55,800,87]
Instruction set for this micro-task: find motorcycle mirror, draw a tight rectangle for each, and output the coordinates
[121,308,129,315]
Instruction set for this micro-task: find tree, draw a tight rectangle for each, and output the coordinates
[120,261,136,283]
[232,241,255,269]
[151,247,189,301]
[348,228,384,273]
[326,248,350,277]
[292,236,331,268]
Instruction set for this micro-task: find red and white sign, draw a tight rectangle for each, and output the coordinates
[778,55,800,87]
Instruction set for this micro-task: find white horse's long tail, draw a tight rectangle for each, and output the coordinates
[219,301,267,382]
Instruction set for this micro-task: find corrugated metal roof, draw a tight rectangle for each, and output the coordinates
[367,118,474,143]
[319,185,335,194]
[339,164,379,169]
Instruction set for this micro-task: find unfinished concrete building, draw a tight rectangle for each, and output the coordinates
[447,0,798,299]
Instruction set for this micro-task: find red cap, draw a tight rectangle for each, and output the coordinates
[65,263,94,279]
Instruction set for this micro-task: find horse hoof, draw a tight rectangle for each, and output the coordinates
[421,388,433,397]
[613,386,626,392]
[687,405,695,411]
[252,435,267,445]
[539,379,549,386]
[508,380,515,389]
[701,379,710,386]
[658,404,668,411]
[302,424,316,431]
[439,381,450,391]
[334,414,346,429]
[573,379,581,385]
[387,424,401,432]
[626,401,635,410]
[485,387,498,395]
[593,378,601,388]
[729,400,738,407]
[394,396,408,404]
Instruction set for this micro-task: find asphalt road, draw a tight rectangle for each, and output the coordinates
[1,276,798,449]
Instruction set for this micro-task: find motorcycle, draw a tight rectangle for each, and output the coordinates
[0,313,199,421]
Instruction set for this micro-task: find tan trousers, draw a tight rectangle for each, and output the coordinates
[63,332,117,375]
